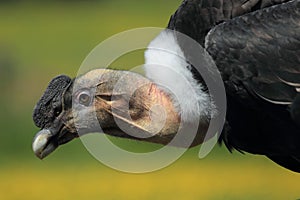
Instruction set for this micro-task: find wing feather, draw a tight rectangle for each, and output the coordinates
[205,0,300,106]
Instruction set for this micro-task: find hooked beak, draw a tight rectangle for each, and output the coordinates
[32,129,58,159]
[32,128,77,159]
[32,116,78,159]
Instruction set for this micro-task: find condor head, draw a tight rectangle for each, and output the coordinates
[32,69,210,159]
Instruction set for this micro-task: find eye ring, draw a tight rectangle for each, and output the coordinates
[77,90,92,106]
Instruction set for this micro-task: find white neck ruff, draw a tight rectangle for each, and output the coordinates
[144,30,216,122]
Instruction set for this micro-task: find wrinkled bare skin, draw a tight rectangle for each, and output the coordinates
[73,69,209,146]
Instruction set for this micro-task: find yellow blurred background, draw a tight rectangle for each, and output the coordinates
[0,0,299,199]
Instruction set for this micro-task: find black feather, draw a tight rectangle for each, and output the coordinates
[169,0,300,172]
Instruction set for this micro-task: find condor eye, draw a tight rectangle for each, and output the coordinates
[77,90,92,106]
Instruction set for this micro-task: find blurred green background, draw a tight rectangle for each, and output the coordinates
[0,0,299,199]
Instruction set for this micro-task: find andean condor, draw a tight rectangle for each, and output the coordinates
[32,0,300,173]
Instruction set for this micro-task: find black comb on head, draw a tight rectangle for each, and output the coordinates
[33,75,72,128]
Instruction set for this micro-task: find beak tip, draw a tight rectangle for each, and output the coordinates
[33,149,45,160]
[34,152,44,160]
[32,129,53,159]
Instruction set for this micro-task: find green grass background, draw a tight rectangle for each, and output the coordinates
[0,0,299,199]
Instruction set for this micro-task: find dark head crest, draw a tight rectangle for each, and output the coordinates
[33,75,72,128]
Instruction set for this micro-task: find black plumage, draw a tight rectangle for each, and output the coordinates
[168,0,300,172]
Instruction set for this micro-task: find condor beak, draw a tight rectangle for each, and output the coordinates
[32,129,58,159]
[32,103,77,159]
[32,125,77,159]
